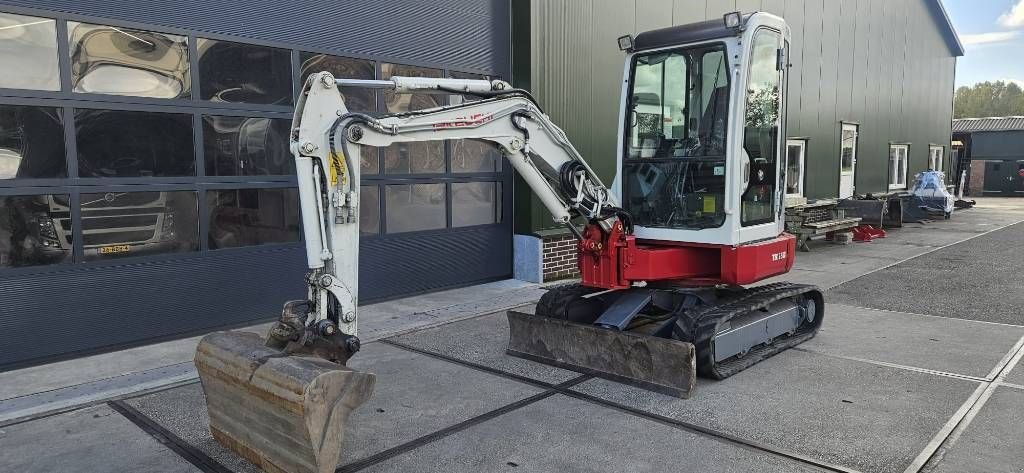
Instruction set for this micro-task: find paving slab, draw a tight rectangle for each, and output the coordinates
[1006,361,1024,386]
[929,387,1024,473]
[386,308,582,386]
[801,304,1024,379]
[571,349,978,473]
[829,221,1024,325]
[126,342,543,470]
[0,404,200,473]
[361,394,826,473]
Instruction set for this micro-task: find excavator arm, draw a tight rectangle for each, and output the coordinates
[281,71,623,353]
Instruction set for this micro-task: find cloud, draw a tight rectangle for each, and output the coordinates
[960,31,1020,47]
[999,0,1024,28]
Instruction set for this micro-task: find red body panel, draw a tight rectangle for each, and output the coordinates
[577,223,796,289]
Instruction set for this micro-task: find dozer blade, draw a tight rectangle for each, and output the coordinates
[195,331,375,473]
[505,311,696,398]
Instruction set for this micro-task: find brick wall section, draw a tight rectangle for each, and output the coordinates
[542,234,579,282]
[968,160,986,197]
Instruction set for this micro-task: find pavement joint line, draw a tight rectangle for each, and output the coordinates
[791,348,989,383]
[904,334,1024,473]
[556,388,860,473]
[0,361,196,403]
[108,399,233,473]
[0,377,200,429]
[335,375,591,473]
[1000,382,1024,391]
[378,338,559,391]
[825,217,1024,291]
[984,335,1024,381]
[379,338,853,471]
[826,304,1024,329]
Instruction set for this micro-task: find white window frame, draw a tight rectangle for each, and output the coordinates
[785,139,807,197]
[889,144,910,190]
[929,145,943,172]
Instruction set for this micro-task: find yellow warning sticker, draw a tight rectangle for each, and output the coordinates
[328,153,346,186]
[703,195,716,213]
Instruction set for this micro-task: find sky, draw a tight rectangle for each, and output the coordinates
[944,0,1024,88]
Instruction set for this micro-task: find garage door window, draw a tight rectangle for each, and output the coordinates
[360,185,380,236]
[197,39,292,105]
[452,182,500,227]
[385,183,446,233]
[0,105,66,180]
[81,190,198,260]
[207,188,300,249]
[68,22,190,99]
[75,109,194,178]
[203,115,293,176]
[0,13,59,91]
[0,194,73,267]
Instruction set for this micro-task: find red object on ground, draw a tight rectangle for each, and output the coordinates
[851,225,886,242]
[577,223,797,290]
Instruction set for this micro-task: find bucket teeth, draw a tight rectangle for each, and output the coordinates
[195,331,375,473]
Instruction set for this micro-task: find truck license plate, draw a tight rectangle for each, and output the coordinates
[99,245,131,255]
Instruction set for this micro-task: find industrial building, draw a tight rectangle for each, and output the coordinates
[952,117,1024,196]
[0,0,963,368]
[511,0,964,280]
[0,0,511,368]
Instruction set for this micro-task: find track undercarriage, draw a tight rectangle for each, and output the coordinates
[507,281,823,397]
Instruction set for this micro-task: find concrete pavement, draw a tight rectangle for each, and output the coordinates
[2,198,1023,473]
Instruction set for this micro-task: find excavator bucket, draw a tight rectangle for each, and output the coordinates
[194,331,375,473]
[505,311,696,398]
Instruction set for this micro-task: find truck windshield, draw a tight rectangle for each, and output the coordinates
[623,44,729,230]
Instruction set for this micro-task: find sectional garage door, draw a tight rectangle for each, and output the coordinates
[0,1,511,369]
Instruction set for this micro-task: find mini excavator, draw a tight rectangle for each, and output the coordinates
[195,12,823,473]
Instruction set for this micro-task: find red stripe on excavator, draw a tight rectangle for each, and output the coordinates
[577,225,796,289]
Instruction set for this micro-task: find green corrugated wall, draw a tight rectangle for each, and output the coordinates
[512,0,958,233]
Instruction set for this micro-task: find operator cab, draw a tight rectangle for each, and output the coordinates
[613,12,791,246]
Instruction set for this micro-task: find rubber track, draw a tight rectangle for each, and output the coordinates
[685,282,824,379]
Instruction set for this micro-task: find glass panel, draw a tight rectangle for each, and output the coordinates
[623,43,729,230]
[627,46,728,159]
[197,39,292,105]
[785,143,802,196]
[741,29,782,226]
[897,148,906,185]
[80,191,198,261]
[299,53,375,112]
[0,105,66,179]
[0,194,72,267]
[841,128,856,172]
[889,147,898,187]
[385,183,446,233]
[451,139,501,173]
[68,22,190,99]
[360,185,379,235]
[75,109,194,178]
[358,144,379,175]
[383,142,444,174]
[208,188,300,249]
[624,161,726,229]
[452,181,500,227]
[203,115,293,176]
[0,13,59,91]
